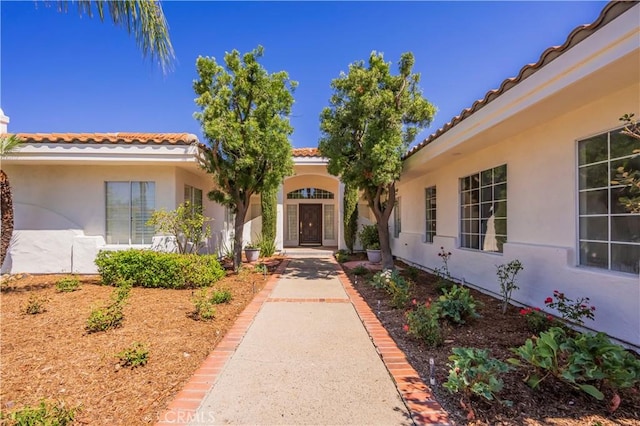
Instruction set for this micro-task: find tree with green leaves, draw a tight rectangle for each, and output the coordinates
[1,135,21,267]
[194,46,295,270]
[261,187,277,250]
[52,0,174,72]
[612,113,640,213]
[343,183,359,254]
[319,51,436,269]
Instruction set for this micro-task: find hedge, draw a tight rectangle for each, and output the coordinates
[95,249,225,289]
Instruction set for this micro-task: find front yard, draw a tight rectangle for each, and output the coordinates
[0,260,281,425]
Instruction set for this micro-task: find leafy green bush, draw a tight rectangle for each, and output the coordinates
[22,295,48,315]
[351,265,369,276]
[405,300,443,346]
[335,250,348,263]
[435,284,480,324]
[509,327,640,404]
[343,183,359,253]
[544,290,596,325]
[358,224,380,250]
[147,202,211,254]
[192,288,216,320]
[519,307,555,333]
[55,276,80,293]
[95,250,224,289]
[254,232,277,258]
[116,342,149,368]
[3,400,78,426]
[86,281,131,333]
[405,266,419,282]
[444,347,512,405]
[261,187,277,253]
[370,269,412,308]
[210,289,233,304]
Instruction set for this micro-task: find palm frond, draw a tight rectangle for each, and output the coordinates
[56,0,175,73]
[0,135,22,157]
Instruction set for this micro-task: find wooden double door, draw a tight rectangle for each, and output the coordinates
[299,204,322,245]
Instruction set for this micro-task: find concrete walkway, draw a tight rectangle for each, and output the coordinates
[156,256,449,426]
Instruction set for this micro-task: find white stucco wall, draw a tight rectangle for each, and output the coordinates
[392,82,640,347]
[1,164,225,274]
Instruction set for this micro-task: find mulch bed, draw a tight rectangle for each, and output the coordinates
[0,257,283,425]
[343,256,640,426]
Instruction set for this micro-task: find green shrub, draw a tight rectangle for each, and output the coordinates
[358,224,380,250]
[192,288,216,320]
[22,295,48,315]
[116,342,149,368]
[351,265,369,276]
[343,183,359,253]
[444,347,512,405]
[260,187,277,255]
[210,289,233,304]
[55,276,80,293]
[146,202,211,254]
[254,232,277,258]
[371,270,412,309]
[435,284,480,324]
[509,327,640,404]
[3,400,78,426]
[95,250,225,289]
[405,301,443,346]
[86,282,131,333]
[405,266,419,282]
[519,307,555,333]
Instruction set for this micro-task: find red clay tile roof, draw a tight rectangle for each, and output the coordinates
[293,148,321,157]
[12,132,199,145]
[405,1,635,159]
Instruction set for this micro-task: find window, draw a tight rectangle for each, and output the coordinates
[393,199,401,238]
[460,165,507,252]
[425,186,436,243]
[106,181,155,244]
[287,205,298,241]
[184,185,203,212]
[578,127,640,274]
[287,188,334,199]
[324,204,335,240]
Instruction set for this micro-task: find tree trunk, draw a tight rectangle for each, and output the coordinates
[369,182,396,271]
[377,217,394,270]
[0,169,14,268]
[233,202,249,271]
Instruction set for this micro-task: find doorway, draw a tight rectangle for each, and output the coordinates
[299,204,322,245]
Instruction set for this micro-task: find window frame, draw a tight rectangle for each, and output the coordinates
[576,126,640,274]
[393,198,401,238]
[425,186,436,243]
[105,181,155,245]
[459,164,507,253]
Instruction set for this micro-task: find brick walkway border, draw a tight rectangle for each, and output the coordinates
[329,257,451,426]
[155,259,290,426]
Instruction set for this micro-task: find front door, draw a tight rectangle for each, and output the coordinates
[299,204,322,245]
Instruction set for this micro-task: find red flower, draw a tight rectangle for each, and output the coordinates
[547,315,553,321]
[519,308,528,316]
[544,297,553,304]
[403,324,409,332]
[591,306,596,311]
[553,290,559,294]
[533,307,541,311]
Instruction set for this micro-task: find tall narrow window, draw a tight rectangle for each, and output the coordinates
[324,204,335,240]
[287,205,298,241]
[578,127,640,274]
[393,199,401,238]
[460,165,507,252]
[184,185,203,212]
[425,186,436,243]
[106,181,155,244]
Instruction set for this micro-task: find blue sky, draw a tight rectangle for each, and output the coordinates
[1,1,607,149]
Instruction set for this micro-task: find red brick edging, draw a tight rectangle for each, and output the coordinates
[155,259,290,426]
[330,257,451,426]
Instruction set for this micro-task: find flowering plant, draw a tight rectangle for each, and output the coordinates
[519,307,554,334]
[544,290,596,325]
[435,246,452,279]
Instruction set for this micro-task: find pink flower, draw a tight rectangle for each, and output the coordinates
[591,306,596,311]
[553,290,559,294]
[403,324,409,332]
[544,297,553,304]
[533,307,541,312]
[412,299,417,305]
[519,308,529,316]
[547,315,553,321]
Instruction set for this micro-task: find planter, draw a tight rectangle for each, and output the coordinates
[366,249,381,264]
[244,248,260,262]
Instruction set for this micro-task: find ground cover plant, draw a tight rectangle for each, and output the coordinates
[343,255,640,425]
[0,258,282,425]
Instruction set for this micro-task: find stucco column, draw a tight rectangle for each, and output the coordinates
[338,181,346,250]
[276,184,284,251]
[0,108,10,133]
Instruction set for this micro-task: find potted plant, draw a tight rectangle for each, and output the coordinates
[244,242,260,262]
[359,224,381,264]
